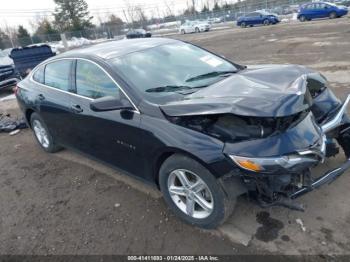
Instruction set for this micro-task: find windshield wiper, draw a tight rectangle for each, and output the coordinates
[185,70,237,82]
[145,85,206,93]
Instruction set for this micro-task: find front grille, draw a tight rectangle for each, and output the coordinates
[0,66,14,81]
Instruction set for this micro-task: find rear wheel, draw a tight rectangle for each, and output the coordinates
[299,15,306,22]
[195,27,200,33]
[30,113,62,153]
[159,154,236,229]
[181,29,185,34]
[329,12,337,19]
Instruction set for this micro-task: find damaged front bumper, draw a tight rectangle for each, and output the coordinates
[225,94,350,206]
[290,94,350,199]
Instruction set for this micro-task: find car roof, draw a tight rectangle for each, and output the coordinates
[58,37,179,60]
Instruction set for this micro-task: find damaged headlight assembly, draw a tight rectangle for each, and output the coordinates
[229,154,319,173]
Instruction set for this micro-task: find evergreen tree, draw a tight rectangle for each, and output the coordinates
[53,0,93,32]
[201,5,209,13]
[0,30,10,49]
[17,25,31,47]
[33,19,60,42]
[213,2,221,12]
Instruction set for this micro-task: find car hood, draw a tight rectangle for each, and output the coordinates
[0,56,14,67]
[160,64,317,117]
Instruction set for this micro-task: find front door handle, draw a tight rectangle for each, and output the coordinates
[37,94,45,101]
[71,104,83,113]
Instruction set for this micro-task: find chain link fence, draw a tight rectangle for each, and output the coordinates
[1,0,349,52]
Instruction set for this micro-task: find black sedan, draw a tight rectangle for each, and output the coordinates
[16,38,350,228]
[126,29,152,39]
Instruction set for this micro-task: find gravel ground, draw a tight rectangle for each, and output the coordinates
[1,17,350,255]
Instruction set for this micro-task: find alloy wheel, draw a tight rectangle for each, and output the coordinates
[167,169,214,219]
[33,120,50,148]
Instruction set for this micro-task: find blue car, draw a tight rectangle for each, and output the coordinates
[236,11,280,28]
[298,2,348,22]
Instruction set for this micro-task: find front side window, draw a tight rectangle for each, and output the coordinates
[110,42,238,99]
[45,60,72,91]
[33,66,44,84]
[75,60,120,99]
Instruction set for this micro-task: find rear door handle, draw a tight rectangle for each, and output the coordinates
[71,104,83,113]
[37,94,45,101]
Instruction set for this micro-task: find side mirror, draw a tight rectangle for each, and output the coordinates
[90,96,133,112]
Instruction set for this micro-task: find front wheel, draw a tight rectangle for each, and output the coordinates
[30,112,62,153]
[329,12,337,19]
[263,19,270,26]
[240,22,246,28]
[159,154,236,229]
[195,27,200,33]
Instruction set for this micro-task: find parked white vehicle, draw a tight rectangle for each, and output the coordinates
[179,20,211,34]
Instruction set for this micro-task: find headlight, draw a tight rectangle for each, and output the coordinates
[229,154,318,173]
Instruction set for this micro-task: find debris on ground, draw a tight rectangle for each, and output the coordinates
[114,203,120,208]
[296,218,306,232]
[0,114,27,133]
[9,129,20,136]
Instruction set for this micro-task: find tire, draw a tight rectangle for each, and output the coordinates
[299,15,306,22]
[329,12,337,19]
[263,19,270,26]
[181,29,185,34]
[240,22,246,28]
[30,112,62,153]
[159,154,236,229]
[195,27,200,33]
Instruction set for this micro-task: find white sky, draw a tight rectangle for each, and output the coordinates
[0,0,230,30]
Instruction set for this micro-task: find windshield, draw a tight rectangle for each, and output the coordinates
[110,42,239,99]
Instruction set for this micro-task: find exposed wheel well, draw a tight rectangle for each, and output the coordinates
[25,109,35,127]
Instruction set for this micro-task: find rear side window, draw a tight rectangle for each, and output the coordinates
[45,60,72,91]
[33,66,44,84]
[75,60,120,99]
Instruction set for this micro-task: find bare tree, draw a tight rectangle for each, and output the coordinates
[123,0,137,24]
[163,0,175,17]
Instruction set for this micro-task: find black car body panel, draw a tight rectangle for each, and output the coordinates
[15,38,350,213]
[126,29,152,39]
[161,64,316,117]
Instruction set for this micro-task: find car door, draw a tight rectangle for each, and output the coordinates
[188,22,195,33]
[322,3,333,17]
[244,13,253,25]
[314,3,327,18]
[68,59,144,177]
[182,22,189,33]
[306,4,318,19]
[255,12,264,24]
[248,12,260,25]
[34,59,76,146]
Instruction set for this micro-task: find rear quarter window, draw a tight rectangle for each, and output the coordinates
[44,60,72,92]
[32,66,44,84]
